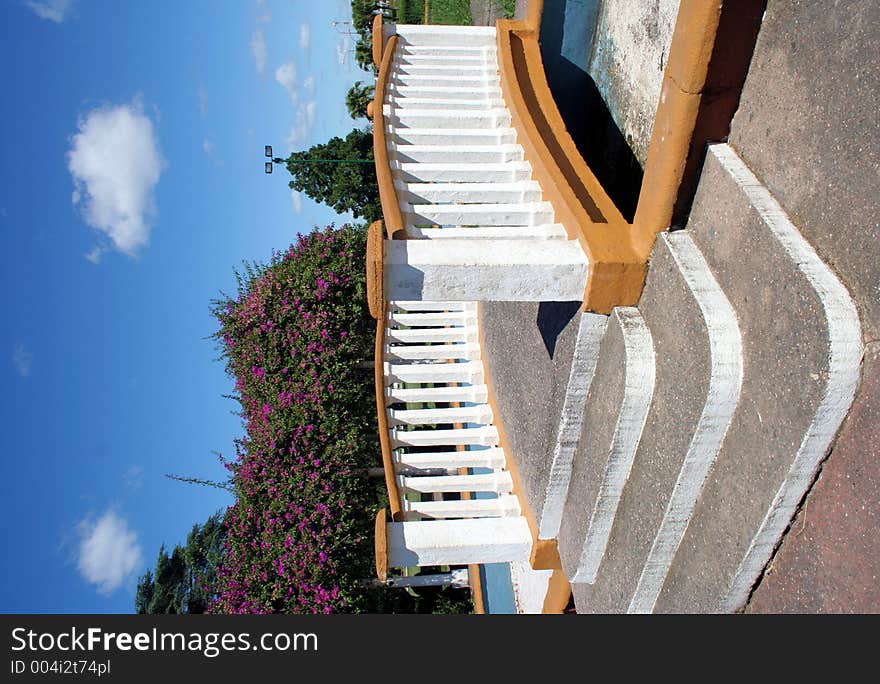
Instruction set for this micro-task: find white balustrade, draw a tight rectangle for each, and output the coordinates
[376,296,532,571]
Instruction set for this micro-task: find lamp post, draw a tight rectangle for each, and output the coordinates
[263,144,373,174]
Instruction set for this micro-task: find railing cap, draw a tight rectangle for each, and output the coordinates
[366,220,384,320]
[374,509,388,581]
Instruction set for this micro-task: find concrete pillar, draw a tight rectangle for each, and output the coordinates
[385,517,531,567]
[384,238,589,302]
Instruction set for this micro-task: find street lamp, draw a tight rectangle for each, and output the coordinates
[263,144,373,175]
[264,145,274,174]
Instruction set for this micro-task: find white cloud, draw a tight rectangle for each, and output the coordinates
[67,99,163,257]
[76,510,143,595]
[122,466,143,490]
[254,0,270,24]
[284,100,319,150]
[290,190,303,214]
[274,61,298,105]
[299,23,310,51]
[24,0,73,23]
[303,75,316,97]
[84,246,105,264]
[250,28,268,74]
[304,100,317,127]
[202,138,214,155]
[197,83,208,119]
[336,33,351,66]
[12,342,33,378]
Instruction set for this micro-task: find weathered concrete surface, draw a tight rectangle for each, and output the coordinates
[557,311,627,581]
[728,0,880,339]
[746,344,880,614]
[574,235,712,613]
[480,301,582,523]
[587,0,680,165]
[655,148,832,613]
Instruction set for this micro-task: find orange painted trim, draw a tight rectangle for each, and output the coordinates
[366,221,384,320]
[541,568,572,614]
[373,304,403,522]
[375,509,389,581]
[495,20,646,313]
[524,0,543,29]
[476,303,561,571]
[468,564,486,614]
[371,34,406,240]
[371,13,384,68]
[630,0,724,256]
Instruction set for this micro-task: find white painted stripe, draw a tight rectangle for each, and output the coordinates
[573,308,655,583]
[629,231,743,613]
[538,313,608,540]
[712,143,864,612]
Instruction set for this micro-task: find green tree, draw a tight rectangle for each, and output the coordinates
[134,512,227,614]
[354,39,375,73]
[346,81,375,120]
[278,128,381,222]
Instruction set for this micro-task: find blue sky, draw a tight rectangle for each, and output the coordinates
[0,0,369,613]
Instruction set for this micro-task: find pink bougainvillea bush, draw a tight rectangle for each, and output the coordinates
[210,223,382,613]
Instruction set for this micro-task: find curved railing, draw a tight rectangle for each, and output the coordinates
[367,221,403,520]
[495,19,648,313]
[371,32,406,240]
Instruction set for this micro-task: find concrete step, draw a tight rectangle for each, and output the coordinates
[404,201,554,227]
[387,108,511,129]
[391,144,523,164]
[392,63,498,77]
[395,53,497,65]
[392,161,533,184]
[399,45,497,58]
[648,144,862,614]
[405,224,568,240]
[389,127,517,146]
[557,308,655,584]
[386,97,507,112]
[390,73,501,88]
[394,24,497,48]
[388,84,504,100]
[397,180,542,205]
[572,230,743,614]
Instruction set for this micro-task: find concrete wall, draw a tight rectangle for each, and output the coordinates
[588,0,680,164]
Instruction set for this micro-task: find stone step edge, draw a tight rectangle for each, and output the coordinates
[707,143,864,612]
[571,308,656,584]
[537,312,608,540]
[629,231,744,613]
